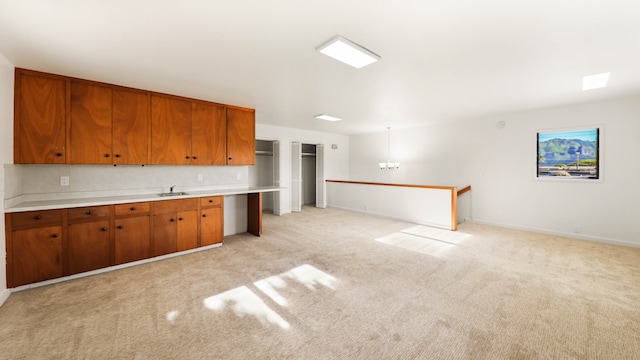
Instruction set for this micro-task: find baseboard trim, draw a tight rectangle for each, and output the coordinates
[0,288,11,307]
[467,218,640,248]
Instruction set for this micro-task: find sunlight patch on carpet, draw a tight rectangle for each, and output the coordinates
[254,275,289,306]
[203,286,291,329]
[375,225,470,257]
[285,264,337,291]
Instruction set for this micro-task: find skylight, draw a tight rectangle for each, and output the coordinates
[315,114,341,122]
[316,35,380,69]
[582,72,611,91]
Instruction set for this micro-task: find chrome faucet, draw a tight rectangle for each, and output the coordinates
[170,185,176,194]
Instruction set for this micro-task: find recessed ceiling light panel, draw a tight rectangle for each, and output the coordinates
[315,114,342,122]
[582,72,611,91]
[316,35,380,69]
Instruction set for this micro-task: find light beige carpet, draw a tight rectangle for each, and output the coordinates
[1,206,639,359]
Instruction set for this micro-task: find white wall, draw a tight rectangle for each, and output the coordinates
[255,123,349,215]
[0,51,14,305]
[349,96,640,247]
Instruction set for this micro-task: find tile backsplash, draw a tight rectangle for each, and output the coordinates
[5,164,249,202]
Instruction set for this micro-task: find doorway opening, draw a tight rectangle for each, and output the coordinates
[291,142,325,212]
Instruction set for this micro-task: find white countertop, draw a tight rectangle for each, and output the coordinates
[5,186,281,213]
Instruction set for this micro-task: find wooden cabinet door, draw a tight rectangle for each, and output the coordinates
[191,102,226,165]
[201,207,223,246]
[152,213,178,256]
[177,210,198,251]
[115,216,150,265]
[10,226,63,287]
[70,83,113,164]
[67,220,110,275]
[151,96,192,165]
[15,72,66,164]
[113,89,149,165]
[226,107,255,165]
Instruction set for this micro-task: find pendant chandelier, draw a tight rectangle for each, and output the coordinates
[379,127,400,171]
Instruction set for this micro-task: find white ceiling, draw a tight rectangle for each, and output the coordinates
[1,0,639,135]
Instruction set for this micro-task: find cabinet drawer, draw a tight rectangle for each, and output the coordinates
[153,198,198,214]
[115,202,150,217]
[200,196,222,207]
[68,206,110,221]
[11,210,63,228]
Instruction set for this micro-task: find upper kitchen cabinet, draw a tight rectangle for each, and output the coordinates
[113,89,150,165]
[70,84,150,165]
[70,82,113,164]
[14,69,67,164]
[226,107,255,165]
[150,95,192,165]
[151,96,228,165]
[14,68,255,166]
[192,102,226,165]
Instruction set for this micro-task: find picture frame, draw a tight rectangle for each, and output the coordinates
[536,126,602,181]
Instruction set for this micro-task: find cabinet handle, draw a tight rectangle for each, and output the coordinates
[55,152,63,157]
[192,156,197,160]
[51,234,58,238]
[104,154,110,157]
[116,225,123,229]
[202,214,207,218]
[115,154,121,158]
[100,227,108,232]
[178,217,183,221]
[228,157,232,160]
[170,218,175,222]
[130,207,136,211]
[34,215,42,220]
[208,199,213,203]
[185,156,190,159]
[86,210,93,215]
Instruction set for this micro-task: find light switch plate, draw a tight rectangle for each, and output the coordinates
[60,176,70,186]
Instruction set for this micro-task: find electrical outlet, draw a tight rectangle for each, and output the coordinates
[197,174,204,182]
[236,173,242,180]
[60,176,70,186]
[574,225,582,234]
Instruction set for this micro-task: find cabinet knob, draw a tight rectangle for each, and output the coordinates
[104,154,110,157]
[55,152,63,157]
[170,218,175,222]
[228,157,232,160]
[192,156,197,160]
[34,215,42,220]
[208,199,213,203]
[178,217,183,221]
[51,234,58,238]
[100,227,108,232]
[115,154,121,158]
[130,207,136,211]
[185,156,190,159]
[116,225,123,229]
[86,210,93,215]
[202,214,207,218]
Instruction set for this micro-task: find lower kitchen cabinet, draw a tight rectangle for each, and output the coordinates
[177,210,199,251]
[115,216,150,265]
[5,195,226,287]
[10,225,63,287]
[152,211,198,256]
[151,198,199,257]
[200,196,224,246]
[67,220,110,275]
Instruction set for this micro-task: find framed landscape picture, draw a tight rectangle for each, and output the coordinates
[536,127,601,180]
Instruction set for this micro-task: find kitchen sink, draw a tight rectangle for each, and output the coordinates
[158,192,188,197]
